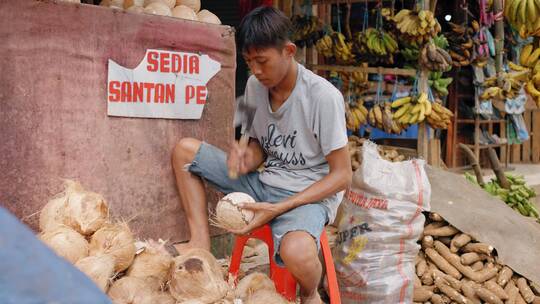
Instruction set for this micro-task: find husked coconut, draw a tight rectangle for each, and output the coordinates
[124,0,144,8]
[245,289,289,304]
[126,5,145,13]
[39,225,89,264]
[212,192,255,231]
[169,248,230,303]
[144,0,175,8]
[39,195,69,232]
[172,5,197,20]
[75,254,116,292]
[197,9,221,25]
[234,272,276,300]
[89,222,136,272]
[107,276,160,304]
[176,0,200,13]
[127,240,173,285]
[60,0,81,3]
[63,180,109,235]
[143,2,172,16]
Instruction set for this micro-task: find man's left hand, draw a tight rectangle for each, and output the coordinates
[228,202,285,235]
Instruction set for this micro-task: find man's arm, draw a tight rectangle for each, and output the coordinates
[231,146,352,234]
[228,138,266,175]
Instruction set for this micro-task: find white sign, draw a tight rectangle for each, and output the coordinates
[107,49,221,119]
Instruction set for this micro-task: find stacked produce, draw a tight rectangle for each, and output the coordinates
[446,22,476,67]
[291,15,320,48]
[99,0,221,24]
[429,71,454,97]
[426,99,454,130]
[504,0,540,37]
[348,136,407,171]
[315,31,356,63]
[38,181,289,304]
[368,102,408,134]
[480,69,529,101]
[391,92,431,125]
[393,9,442,44]
[465,172,540,221]
[345,99,369,132]
[401,35,449,62]
[414,212,540,304]
[353,28,399,63]
[418,42,453,72]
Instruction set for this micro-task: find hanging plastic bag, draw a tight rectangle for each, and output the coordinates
[333,141,431,304]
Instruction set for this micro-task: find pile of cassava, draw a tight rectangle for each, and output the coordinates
[38,180,290,304]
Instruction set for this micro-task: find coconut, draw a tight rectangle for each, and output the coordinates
[60,0,81,3]
[124,0,144,8]
[144,0,175,8]
[126,5,145,13]
[245,289,289,304]
[39,194,69,232]
[197,9,221,25]
[75,254,116,292]
[171,5,197,20]
[234,272,276,300]
[212,192,255,231]
[89,222,136,272]
[176,0,200,12]
[107,276,161,304]
[169,248,230,303]
[143,2,172,16]
[127,240,173,285]
[137,292,176,304]
[62,180,109,236]
[39,225,89,264]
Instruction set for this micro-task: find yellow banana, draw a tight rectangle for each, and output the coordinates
[391,96,412,108]
[520,44,534,66]
[374,106,383,124]
[526,80,540,97]
[393,103,413,119]
[424,100,432,116]
[411,103,424,114]
[508,61,529,71]
[526,48,540,67]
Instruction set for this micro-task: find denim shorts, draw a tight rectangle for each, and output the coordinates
[187,142,329,266]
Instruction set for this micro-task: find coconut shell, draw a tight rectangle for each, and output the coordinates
[127,240,173,285]
[39,195,69,232]
[169,248,230,303]
[144,0,175,8]
[234,272,276,300]
[124,0,144,8]
[176,0,200,12]
[64,180,109,235]
[143,2,172,16]
[89,222,136,272]
[197,9,221,25]
[245,289,289,304]
[107,276,161,304]
[39,225,89,264]
[214,192,255,231]
[137,292,176,304]
[126,5,145,13]
[75,254,115,292]
[171,5,197,20]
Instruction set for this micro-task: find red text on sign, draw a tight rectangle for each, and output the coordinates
[146,51,200,74]
[108,81,175,103]
[185,85,207,104]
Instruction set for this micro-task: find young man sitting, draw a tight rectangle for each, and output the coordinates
[171,7,352,304]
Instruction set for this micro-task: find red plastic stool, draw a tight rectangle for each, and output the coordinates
[228,224,341,303]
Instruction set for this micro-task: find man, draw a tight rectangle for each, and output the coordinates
[171,6,351,304]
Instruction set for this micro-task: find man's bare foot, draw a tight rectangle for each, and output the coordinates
[172,241,210,256]
[300,291,322,304]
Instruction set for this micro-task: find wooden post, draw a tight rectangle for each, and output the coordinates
[493,0,505,75]
[417,0,432,160]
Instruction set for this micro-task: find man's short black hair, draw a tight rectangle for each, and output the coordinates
[237,6,292,53]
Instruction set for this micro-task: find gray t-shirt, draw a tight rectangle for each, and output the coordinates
[242,63,348,222]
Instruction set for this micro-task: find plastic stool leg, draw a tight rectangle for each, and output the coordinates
[320,230,341,304]
[229,235,250,280]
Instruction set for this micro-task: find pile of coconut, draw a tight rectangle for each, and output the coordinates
[38,181,289,303]
[98,0,221,24]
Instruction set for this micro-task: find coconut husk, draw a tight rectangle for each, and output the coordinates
[197,9,221,25]
[169,248,230,303]
[143,2,172,16]
[171,5,197,20]
[244,289,290,304]
[211,192,255,232]
[176,0,200,12]
[39,225,89,264]
[75,254,116,292]
[107,276,161,304]
[89,222,136,272]
[39,195,69,232]
[63,180,109,235]
[137,291,176,304]
[127,240,173,285]
[234,272,276,300]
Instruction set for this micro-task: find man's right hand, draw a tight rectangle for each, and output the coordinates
[227,140,253,177]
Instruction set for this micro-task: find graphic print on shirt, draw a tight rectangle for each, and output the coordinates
[260,123,306,168]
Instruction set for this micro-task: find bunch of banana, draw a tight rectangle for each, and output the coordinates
[418,42,453,71]
[428,71,453,97]
[466,172,539,220]
[391,93,431,125]
[446,22,476,67]
[504,0,540,38]
[525,65,540,107]
[519,42,540,68]
[345,100,369,131]
[481,69,530,100]
[315,33,334,59]
[426,100,453,129]
[401,35,448,62]
[291,15,320,47]
[368,103,405,134]
[353,29,398,64]
[393,9,441,44]
[332,32,355,64]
